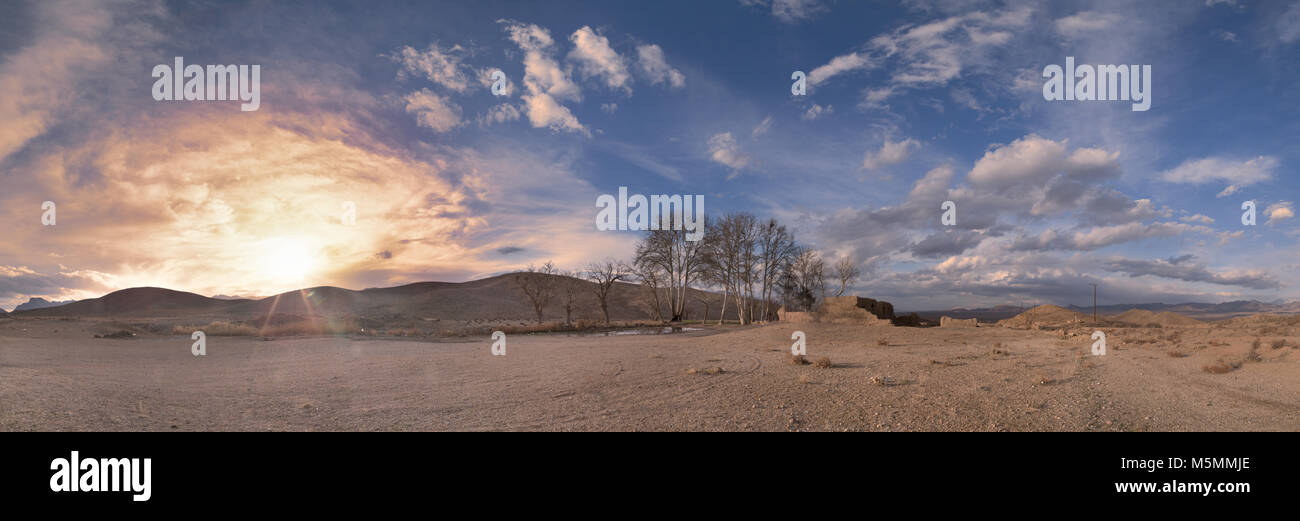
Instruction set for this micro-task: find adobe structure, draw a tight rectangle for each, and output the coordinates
[940,316,978,328]
[778,296,894,326]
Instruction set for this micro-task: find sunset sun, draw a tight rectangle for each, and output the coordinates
[261,238,317,283]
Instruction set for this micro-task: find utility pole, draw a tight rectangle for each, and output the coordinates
[1089,283,1098,324]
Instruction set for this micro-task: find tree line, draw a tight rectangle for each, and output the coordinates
[513,212,863,325]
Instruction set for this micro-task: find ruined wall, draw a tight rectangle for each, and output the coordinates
[940,316,978,328]
[777,309,816,323]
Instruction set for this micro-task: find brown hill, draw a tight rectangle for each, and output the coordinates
[17,287,249,317]
[997,304,1091,329]
[13,274,737,323]
[1111,309,1204,327]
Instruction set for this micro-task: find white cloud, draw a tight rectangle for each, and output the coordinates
[601,102,618,115]
[403,89,462,132]
[707,132,753,176]
[567,26,632,93]
[1266,202,1295,225]
[808,52,873,85]
[501,21,586,134]
[752,115,774,137]
[636,44,685,89]
[1279,2,1300,44]
[1159,156,1277,197]
[1180,214,1215,224]
[869,7,1030,87]
[1053,11,1124,39]
[393,43,470,92]
[802,103,832,120]
[479,103,521,126]
[862,138,920,170]
[968,135,1120,189]
[1012,222,1195,252]
[741,0,827,24]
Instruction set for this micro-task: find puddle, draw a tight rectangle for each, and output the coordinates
[570,327,703,337]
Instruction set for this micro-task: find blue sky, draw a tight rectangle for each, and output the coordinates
[0,0,1298,311]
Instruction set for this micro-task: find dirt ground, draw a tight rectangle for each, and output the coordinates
[1,317,1297,431]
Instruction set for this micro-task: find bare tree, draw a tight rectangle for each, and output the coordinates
[556,269,584,325]
[630,260,666,322]
[632,215,708,322]
[585,259,626,324]
[834,254,861,297]
[781,248,826,312]
[514,261,557,323]
[755,218,797,322]
[702,213,758,324]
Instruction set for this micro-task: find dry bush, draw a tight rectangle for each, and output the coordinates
[788,354,809,365]
[876,338,889,346]
[869,376,886,386]
[1166,349,1187,358]
[172,322,257,336]
[813,357,833,369]
[1272,338,1287,349]
[1202,358,1242,374]
[1252,338,1262,350]
[798,373,811,384]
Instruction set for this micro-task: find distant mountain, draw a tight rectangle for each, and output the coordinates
[12,297,77,312]
[211,294,262,300]
[913,300,1300,323]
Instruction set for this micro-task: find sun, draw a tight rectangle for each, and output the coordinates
[261,238,318,283]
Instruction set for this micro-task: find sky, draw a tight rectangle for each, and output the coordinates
[1,0,1298,312]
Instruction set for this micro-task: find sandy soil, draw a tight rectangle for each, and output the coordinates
[1,317,1297,431]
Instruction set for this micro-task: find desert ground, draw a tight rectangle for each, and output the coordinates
[1,315,1297,431]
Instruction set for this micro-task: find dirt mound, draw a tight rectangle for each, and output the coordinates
[997,305,1090,329]
[1111,309,1203,327]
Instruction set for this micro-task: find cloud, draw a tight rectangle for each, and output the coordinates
[601,102,618,114]
[479,103,521,126]
[866,6,1031,96]
[1010,222,1195,252]
[752,115,774,137]
[501,21,586,134]
[403,89,463,132]
[740,0,827,23]
[1278,2,1300,44]
[393,43,471,92]
[707,132,753,175]
[1103,257,1279,290]
[808,52,873,85]
[0,0,133,164]
[1265,202,1295,225]
[567,26,632,93]
[635,44,685,89]
[1159,155,1277,197]
[801,104,832,120]
[1053,11,1124,39]
[1179,213,1214,224]
[862,138,920,170]
[968,135,1119,190]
